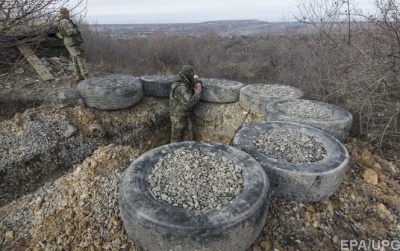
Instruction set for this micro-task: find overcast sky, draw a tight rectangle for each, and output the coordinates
[72,0,374,24]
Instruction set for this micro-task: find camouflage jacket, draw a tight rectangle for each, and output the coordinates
[58,18,83,47]
[169,73,201,117]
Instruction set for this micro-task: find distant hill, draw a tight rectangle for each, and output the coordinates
[90,20,311,36]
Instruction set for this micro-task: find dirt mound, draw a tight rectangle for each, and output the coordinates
[0,140,398,251]
[0,98,171,207]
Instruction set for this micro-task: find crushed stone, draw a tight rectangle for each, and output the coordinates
[252,84,297,97]
[148,148,243,211]
[84,74,139,87]
[276,99,334,119]
[252,128,327,164]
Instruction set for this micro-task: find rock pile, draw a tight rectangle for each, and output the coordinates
[148,148,244,211]
[252,128,327,164]
[0,98,171,207]
[252,84,298,97]
[1,140,398,251]
[40,56,72,76]
[1,145,139,251]
[276,99,333,119]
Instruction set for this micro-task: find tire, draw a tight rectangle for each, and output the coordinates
[200,78,244,103]
[139,75,176,98]
[77,74,143,110]
[239,84,303,114]
[232,121,350,202]
[264,99,353,142]
[119,141,270,251]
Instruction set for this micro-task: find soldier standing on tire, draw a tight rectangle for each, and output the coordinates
[169,65,202,143]
[58,7,90,85]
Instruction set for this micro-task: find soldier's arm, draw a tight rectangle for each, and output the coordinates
[60,20,78,36]
[175,86,201,107]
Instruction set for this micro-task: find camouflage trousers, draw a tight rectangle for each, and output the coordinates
[170,115,193,143]
[66,44,89,76]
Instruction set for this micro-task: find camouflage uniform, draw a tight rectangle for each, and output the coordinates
[169,65,202,143]
[58,7,89,82]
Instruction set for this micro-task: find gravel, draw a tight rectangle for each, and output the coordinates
[140,75,177,81]
[0,97,171,207]
[201,78,242,86]
[0,113,71,168]
[85,74,139,87]
[2,140,398,251]
[252,84,298,97]
[252,128,327,164]
[276,99,333,119]
[0,112,94,206]
[0,145,139,251]
[147,148,244,211]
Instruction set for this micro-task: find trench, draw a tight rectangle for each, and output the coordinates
[0,98,43,122]
[0,97,254,207]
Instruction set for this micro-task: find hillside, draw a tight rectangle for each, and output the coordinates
[91,20,310,37]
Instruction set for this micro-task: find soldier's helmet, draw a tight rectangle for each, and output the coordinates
[180,65,195,79]
[59,7,69,16]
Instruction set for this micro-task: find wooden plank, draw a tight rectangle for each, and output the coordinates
[17,44,54,81]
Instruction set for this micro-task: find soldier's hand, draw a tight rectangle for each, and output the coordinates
[194,83,202,93]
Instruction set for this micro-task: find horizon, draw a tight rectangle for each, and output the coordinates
[88,19,297,25]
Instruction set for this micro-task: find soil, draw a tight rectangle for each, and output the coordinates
[0,61,399,251]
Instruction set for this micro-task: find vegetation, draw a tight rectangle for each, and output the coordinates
[292,0,400,157]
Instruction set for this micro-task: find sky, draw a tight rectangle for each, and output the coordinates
[70,0,375,24]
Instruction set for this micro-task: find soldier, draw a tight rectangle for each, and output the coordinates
[169,65,202,143]
[58,7,90,84]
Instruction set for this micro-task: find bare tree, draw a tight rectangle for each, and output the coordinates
[0,0,87,73]
[294,0,362,46]
[365,0,400,154]
[368,0,400,53]
[293,0,400,159]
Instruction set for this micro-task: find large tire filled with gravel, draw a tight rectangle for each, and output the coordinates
[139,75,176,97]
[77,74,143,110]
[264,99,353,141]
[239,84,303,113]
[119,141,270,251]
[232,121,350,202]
[200,78,245,103]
